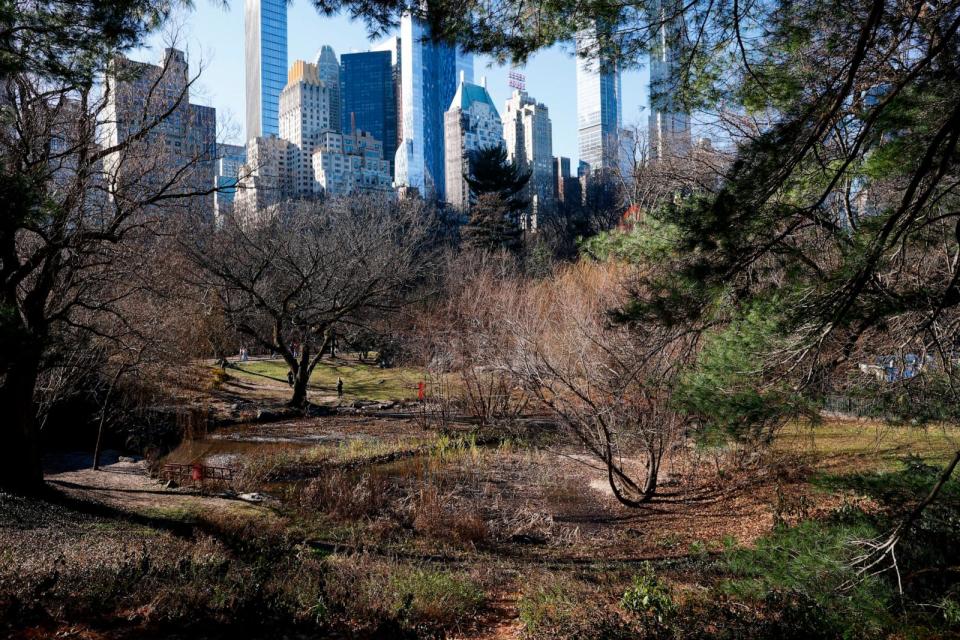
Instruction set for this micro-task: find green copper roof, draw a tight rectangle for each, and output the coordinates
[450,81,499,116]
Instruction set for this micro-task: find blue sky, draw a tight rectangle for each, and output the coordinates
[141,1,650,164]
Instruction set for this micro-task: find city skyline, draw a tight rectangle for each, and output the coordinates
[139,1,649,166]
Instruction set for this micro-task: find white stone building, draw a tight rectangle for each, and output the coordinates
[234,134,294,222]
[278,60,335,197]
[502,89,553,223]
[312,129,392,197]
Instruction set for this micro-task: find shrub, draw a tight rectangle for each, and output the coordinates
[299,470,390,519]
[621,563,675,623]
[722,520,893,638]
[410,484,489,544]
[322,554,484,632]
[388,568,486,626]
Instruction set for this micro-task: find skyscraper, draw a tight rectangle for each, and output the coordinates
[648,0,691,158]
[444,76,504,211]
[394,12,472,199]
[503,89,553,216]
[245,0,287,139]
[575,25,622,173]
[279,60,334,197]
[104,48,217,210]
[340,50,397,176]
[315,46,341,133]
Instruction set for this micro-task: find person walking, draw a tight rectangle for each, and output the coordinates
[287,369,294,387]
[337,377,344,399]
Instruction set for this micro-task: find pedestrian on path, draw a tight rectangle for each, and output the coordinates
[337,377,343,398]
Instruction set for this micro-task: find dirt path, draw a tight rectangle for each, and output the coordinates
[44,451,269,520]
[456,591,522,640]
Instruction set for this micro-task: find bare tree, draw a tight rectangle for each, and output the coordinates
[187,195,435,407]
[0,35,222,492]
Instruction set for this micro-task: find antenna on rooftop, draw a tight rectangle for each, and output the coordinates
[508,68,526,92]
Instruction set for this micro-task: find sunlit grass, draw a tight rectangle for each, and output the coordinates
[775,419,959,469]
[230,356,425,402]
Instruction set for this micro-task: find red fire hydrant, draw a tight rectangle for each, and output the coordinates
[191,463,203,482]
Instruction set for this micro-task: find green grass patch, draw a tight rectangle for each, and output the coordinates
[231,357,425,402]
[775,420,959,469]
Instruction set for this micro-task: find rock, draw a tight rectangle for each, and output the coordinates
[238,492,270,503]
[376,401,395,410]
[118,456,136,463]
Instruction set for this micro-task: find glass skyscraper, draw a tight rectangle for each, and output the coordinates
[394,12,472,199]
[244,0,287,139]
[575,25,622,172]
[648,0,691,158]
[340,51,397,175]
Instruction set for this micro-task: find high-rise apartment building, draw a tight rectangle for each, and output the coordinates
[235,134,295,220]
[394,12,472,199]
[503,89,553,217]
[104,48,217,211]
[648,0,691,158]
[312,129,393,197]
[245,0,287,139]
[340,50,397,176]
[443,76,504,211]
[575,25,622,173]
[315,46,341,133]
[279,60,334,197]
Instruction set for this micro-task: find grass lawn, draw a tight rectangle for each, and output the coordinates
[230,356,425,402]
[775,419,960,469]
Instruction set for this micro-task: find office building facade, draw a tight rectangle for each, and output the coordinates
[214,143,247,225]
[648,0,691,158]
[340,50,397,176]
[245,0,287,139]
[553,156,583,206]
[394,12,472,199]
[444,76,504,211]
[575,25,622,173]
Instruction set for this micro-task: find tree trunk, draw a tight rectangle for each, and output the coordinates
[0,352,44,493]
[289,342,311,407]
